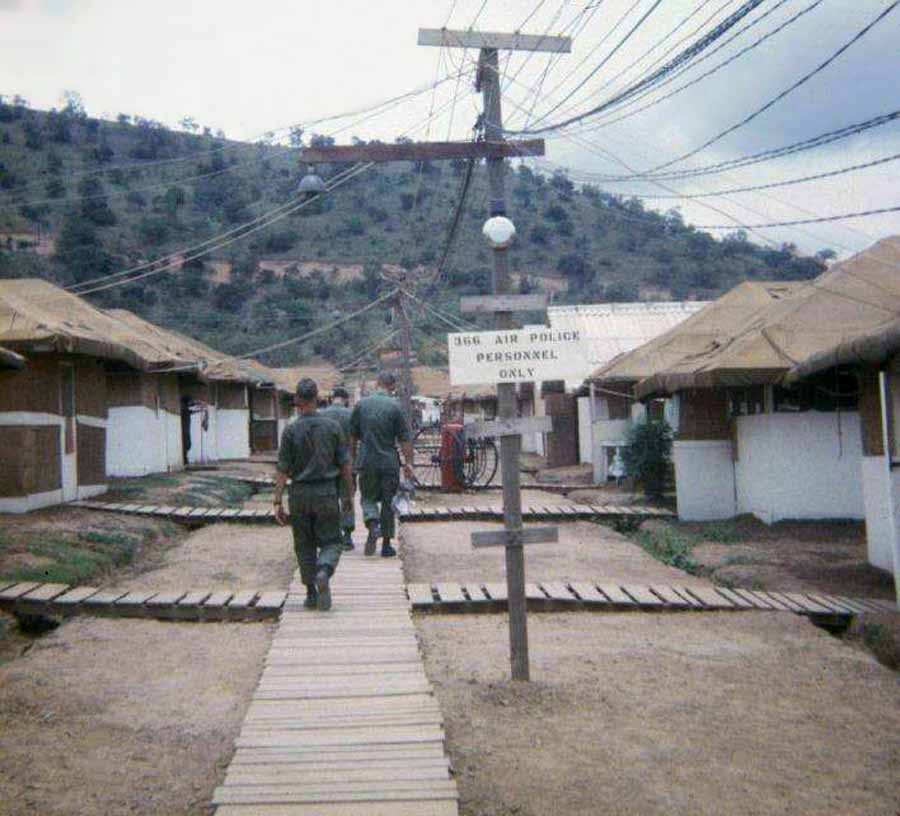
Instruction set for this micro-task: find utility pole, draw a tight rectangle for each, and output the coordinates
[298,25,570,681]
[481,46,528,680]
[425,27,570,682]
[397,289,414,429]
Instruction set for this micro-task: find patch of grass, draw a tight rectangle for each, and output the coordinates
[630,525,700,575]
[851,620,900,671]
[1,529,146,585]
[697,522,743,544]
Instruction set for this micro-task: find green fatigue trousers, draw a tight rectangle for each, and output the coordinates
[338,475,355,533]
[359,464,400,539]
[288,483,343,587]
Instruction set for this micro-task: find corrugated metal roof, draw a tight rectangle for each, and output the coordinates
[547,301,708,383]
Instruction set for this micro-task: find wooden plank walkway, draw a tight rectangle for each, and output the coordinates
[3,575,892,623]
[213,549,458,814]
[75,499,672,523]
[405,581,896,620]
[0,582,285,621]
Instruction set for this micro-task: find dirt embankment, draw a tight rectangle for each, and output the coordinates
[418,611,900,816]
[0,616,272,816]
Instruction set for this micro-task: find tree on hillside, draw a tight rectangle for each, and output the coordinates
[78,177,116,226]
[55,212,114,283]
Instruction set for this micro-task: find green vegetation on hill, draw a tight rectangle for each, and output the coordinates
[0,95,831,367]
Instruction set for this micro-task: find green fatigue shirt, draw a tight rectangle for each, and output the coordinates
[349,392,411,472]
[277,413,349,485]
[321,405,353,446]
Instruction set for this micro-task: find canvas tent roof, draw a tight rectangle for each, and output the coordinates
[105,308,269,385]
[266,363,344,396]
[0,279,188,370]
[592,282,800,387]
[786,317,900,383]
[634,236,900,399]
[0,345,26,369]
[547,300,708,386]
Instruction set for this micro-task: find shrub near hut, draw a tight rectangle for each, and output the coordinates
[623,419,673,500]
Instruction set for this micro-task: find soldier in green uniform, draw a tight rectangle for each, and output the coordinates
[321,386,356,551]
[350,371,414,558]
[274,378,353,611]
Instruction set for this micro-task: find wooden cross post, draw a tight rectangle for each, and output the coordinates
[428,27,571,681]
[301,26,571,681]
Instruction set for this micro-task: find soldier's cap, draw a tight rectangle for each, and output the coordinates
[295,378,318,401]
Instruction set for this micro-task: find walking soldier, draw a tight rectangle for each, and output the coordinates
[274,378,353,611]
[321,386,356,551]
[350,371,414,558]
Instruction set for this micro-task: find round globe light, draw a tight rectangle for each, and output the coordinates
[298,172,326,195]
[483,215,516,250]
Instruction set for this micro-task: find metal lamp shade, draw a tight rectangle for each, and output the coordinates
[298,173,326,194]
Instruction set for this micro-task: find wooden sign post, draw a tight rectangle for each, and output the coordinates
[303,26,571,681]
[428,26,571,683]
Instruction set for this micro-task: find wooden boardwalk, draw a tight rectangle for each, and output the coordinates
[407,580,896,619]
[0,581,286,621]
[213,549,459,814]
[76,499,671,523]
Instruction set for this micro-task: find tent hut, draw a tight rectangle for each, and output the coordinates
[590,283,799,481]
[0,279,189,509]
[785,310,900,581]
[266,363,345,443]
[104,309,269,464]
[628,237,900,527]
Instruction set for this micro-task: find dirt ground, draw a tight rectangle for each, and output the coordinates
[0,616,272,816]
[684,516,894,600]
[0,505,292,815]
[402,518,711,587]
[417,612,900,816]
[107,522,295,591]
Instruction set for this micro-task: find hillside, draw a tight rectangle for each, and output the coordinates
[0,97,830,367]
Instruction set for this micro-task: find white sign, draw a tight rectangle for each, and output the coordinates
[448,328,589,386]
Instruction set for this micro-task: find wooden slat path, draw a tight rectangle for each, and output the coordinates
[3,575,892,625]
[213,549,458,814]
[0,582,285,622]
[74,499,672,524]
[406,580,893,620]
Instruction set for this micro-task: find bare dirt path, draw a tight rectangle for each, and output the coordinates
[108,522,295,591]
[0,518,293,816]
[0,617,272,816]
[402,518,712,586]
[404,515,899,815]
[418,611,900,816]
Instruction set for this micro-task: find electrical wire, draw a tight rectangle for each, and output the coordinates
[566,0,811,135]
[693,205,900,231]
[160,288,400,372]
[603,152,900,200]
[525,0,666,130]
[586,1,900,174]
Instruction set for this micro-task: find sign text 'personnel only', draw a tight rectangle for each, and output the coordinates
[448,328,589,386]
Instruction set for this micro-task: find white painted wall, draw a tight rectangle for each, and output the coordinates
[217,408,250,460]
[673,440,736,521]
[107,406,183,477]
[734,412,864,523]
[861,456,896,572]
[577,397,593,464]
[0,488,64,513]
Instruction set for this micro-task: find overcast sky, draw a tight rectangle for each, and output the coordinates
[2,0,899,256]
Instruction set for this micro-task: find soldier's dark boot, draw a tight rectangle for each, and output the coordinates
[381,537,397,558]
[315,567,332,611]
[342,530,355,551]
[364,521,380,556]
[303,584,318,609]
